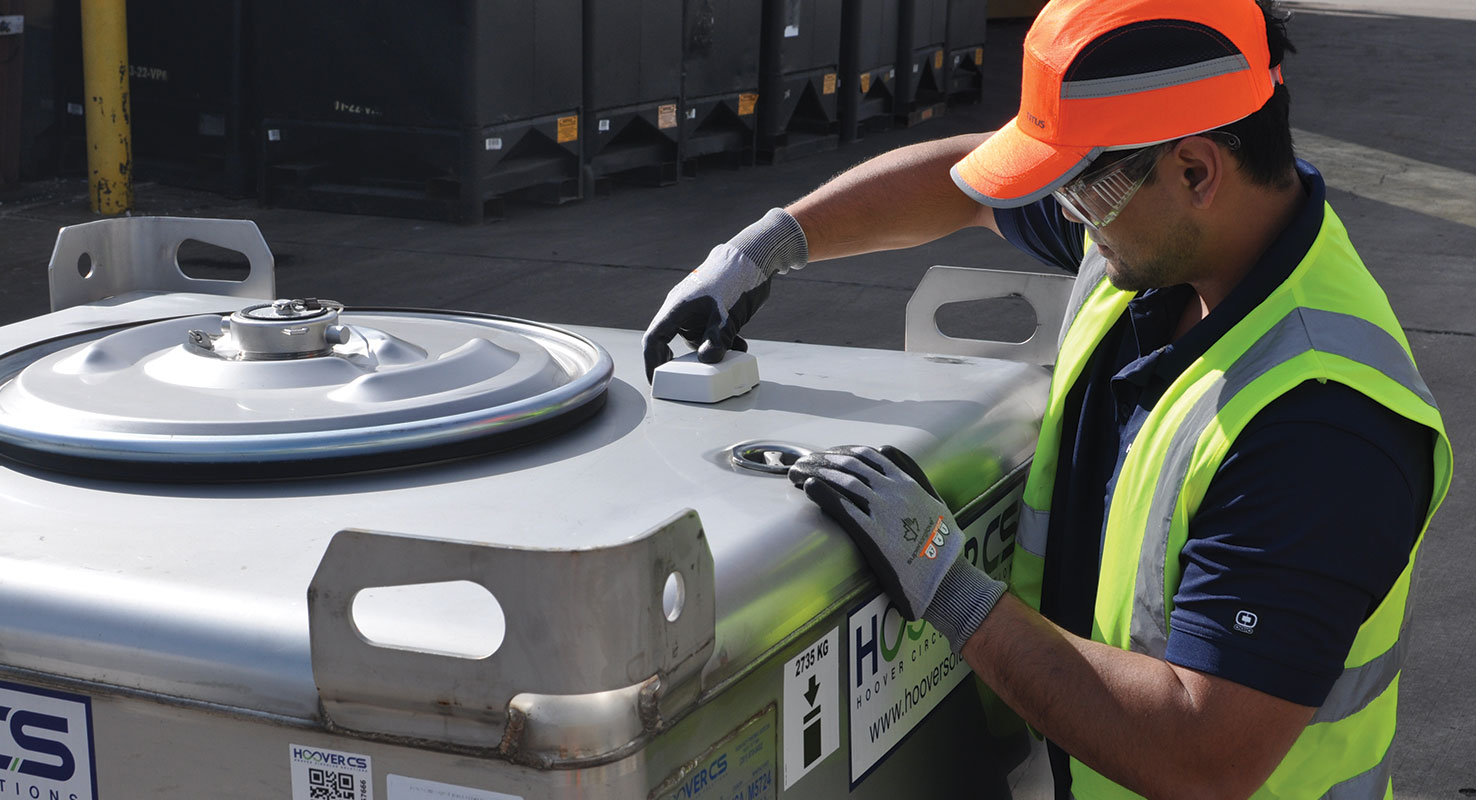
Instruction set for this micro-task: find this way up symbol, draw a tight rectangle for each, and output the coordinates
[804,675,820,707]
[802,674,823,766]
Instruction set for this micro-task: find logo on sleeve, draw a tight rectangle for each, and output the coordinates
[1233,610,1259,635]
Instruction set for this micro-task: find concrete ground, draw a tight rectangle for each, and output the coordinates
[1,2,1473,796]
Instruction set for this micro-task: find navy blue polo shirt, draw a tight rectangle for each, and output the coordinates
[992,160,1435,706]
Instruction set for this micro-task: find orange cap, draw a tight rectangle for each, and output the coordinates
[953,0,1283,207]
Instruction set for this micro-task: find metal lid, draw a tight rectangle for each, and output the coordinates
[0,302,614,480]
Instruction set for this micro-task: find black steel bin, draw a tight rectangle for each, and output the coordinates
[896,0,949,125]
[839,0,899,141]
[757,0,843,163]
[583,0,682,187]
[681,0,762,170]
[254,0,583,224]
[946,0,990,102]
[126,0,254,197]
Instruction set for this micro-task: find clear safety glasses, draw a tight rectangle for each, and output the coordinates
[1052,142,1170,229]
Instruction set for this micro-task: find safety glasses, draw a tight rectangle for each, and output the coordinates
[1053,143,1170,229]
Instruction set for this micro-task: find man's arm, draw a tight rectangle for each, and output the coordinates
[963,594,1314,800]
[788,132,1000,262]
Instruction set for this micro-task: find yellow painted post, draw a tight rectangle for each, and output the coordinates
[80,0,132,214]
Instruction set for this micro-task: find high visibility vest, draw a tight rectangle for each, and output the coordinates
[1011,205,1454,799]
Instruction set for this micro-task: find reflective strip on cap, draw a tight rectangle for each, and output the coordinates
[1061,55,1251,99]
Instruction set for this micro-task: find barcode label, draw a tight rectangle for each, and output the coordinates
[291,744,373,800]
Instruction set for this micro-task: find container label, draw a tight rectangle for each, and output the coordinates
[738,93,759,116]
[847,485,1022,785]
[782,628,840,789]
[823,73,837,95]
[784,25,800,38]
[598,119,611,132]
[0,16,22,35]
[859,73,871,94]
[0,681,98,800]
[290,744,373,800]
[934,50,944,70]
[556,115,579,143]
[651,707,775,800]
[975,47,985,65]
[658,104,678,129]
[485,137,503,151]
[388,775,521,800]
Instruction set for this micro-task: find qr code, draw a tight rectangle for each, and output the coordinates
[308,767,358,800]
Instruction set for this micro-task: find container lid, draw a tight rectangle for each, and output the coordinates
[0,300,613,480]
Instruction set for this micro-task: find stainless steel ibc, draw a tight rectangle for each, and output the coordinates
[0,218,1066,799]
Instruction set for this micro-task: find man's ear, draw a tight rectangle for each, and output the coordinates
[1172,136,1225,209]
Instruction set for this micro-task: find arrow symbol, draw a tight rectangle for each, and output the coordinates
[804,675,819,707]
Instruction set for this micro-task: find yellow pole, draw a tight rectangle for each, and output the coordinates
[80,0,132,214]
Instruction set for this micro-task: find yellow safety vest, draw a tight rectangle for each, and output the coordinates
[1011,204,1453,799]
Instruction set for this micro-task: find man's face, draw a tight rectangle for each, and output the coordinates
[1066,158,1206,292]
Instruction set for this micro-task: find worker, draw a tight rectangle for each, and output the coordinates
[642,0,1453,797]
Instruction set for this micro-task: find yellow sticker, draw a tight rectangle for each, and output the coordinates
[974,47,984,66]
[738,93,759,116]
[859,72,871,94]
[934,50,944,70]
[823,73,837,95]
[658,104,678,129]
[556,114,578,143]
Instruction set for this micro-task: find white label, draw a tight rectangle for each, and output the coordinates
[0,15,24,35]
[686,108,697,120]
[388,775,522,800]
[268,129,282,142]
[783,24,800,37]
[782,627,840,789]
[485,137,503,150]
[0,681,97,800]
[67,103,84,116]
[598,119,611,132]
[847,485,1022,783]
[290,744,373,800]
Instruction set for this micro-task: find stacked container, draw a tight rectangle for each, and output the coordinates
[758,0,844,163]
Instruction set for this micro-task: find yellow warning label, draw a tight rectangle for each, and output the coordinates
[974,47,984,66]
[738,93,759,116]
[557,115,579,143]
[823,73,837,95]
[934,50,944,70]
[658,104,678,129]
[859,72,871,94]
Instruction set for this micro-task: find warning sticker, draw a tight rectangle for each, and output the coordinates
[782,628,840,789]
[823,73,837,95]
[651,707,776,800]
[934,50,944,70]
[290,743,373,800]
[859,72,871,94]
[975,47,985,65]
[658,104,678,129]
[556,114,579,143]
[738,93,759,116]
[388,775,521,800]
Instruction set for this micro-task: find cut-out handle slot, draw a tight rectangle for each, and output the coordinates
[351,580,506,660]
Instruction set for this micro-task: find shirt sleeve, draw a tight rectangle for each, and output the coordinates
[993,197,1087,274]
[1162,381,1434,707]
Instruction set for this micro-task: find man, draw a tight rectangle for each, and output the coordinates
[642,1,1452,797]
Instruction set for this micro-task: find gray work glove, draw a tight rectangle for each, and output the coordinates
[789,445,1007,653]
[642,207,808,382]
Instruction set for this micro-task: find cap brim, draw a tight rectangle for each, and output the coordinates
[951,118,1101,208]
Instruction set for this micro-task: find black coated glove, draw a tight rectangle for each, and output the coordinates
[789,445,1007,653]
[641,208,808,382]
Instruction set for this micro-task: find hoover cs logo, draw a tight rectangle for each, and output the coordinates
[0,681,98,800]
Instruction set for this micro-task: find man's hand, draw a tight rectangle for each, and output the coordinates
[641,208,807,382]
[788,445,1007,651]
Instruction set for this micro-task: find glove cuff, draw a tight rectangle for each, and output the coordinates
[925,559,1008,654]
[728,208,809,277]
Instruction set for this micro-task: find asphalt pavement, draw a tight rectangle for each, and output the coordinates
[0,2,1472,796]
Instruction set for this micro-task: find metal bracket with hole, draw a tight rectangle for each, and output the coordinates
[905,266,1076,366]
[307,510,716,759]
[47,216,276,312]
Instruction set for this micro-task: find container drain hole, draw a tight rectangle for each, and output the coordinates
[77,252,93,278]
[663,572,686,622]
[176,238,251,281]
[352,580,505,659]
